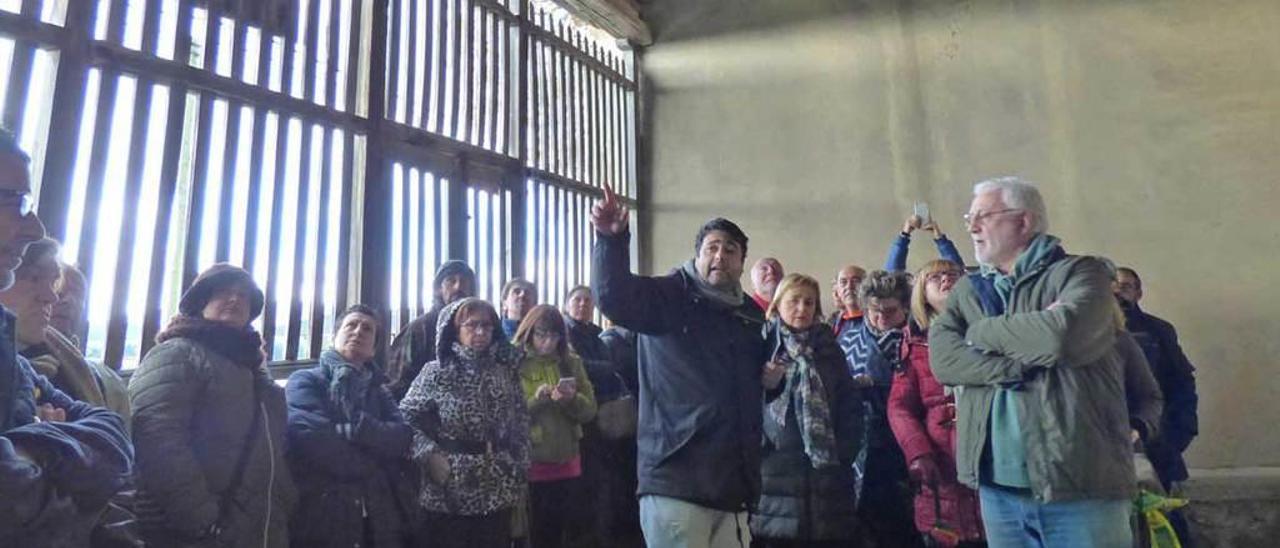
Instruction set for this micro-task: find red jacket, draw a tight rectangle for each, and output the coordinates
[888,323,984,546]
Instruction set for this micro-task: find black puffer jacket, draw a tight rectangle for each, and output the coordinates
[752,321,865,542]
[130,337,297,548]
[593,231,766,512]
[285,352,415,548]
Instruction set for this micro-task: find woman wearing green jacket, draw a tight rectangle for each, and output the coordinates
[514,304,597,548]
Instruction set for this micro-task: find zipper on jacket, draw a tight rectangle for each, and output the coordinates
[261,401,274,548]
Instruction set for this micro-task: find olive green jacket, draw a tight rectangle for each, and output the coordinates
[928,253,1136,503]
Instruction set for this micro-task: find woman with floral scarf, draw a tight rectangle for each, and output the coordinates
[399,298,529,548]
[752,274,867,547]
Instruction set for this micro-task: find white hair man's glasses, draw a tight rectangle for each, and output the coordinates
[963,208,1022,228]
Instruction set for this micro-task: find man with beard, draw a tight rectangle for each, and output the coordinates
[387,260,477,401]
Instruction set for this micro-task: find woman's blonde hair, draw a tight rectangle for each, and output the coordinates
[910,259,963,330]
[766,273,823,322]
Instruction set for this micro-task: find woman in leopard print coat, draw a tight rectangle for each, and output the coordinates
[400,297,530,548]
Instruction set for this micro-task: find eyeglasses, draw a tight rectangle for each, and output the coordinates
[460,321,493,332]
[926,270,963,284]
[962,208,1021,227]
[0,189,34,217]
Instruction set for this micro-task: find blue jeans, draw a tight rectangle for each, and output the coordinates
[979,486,1132,548]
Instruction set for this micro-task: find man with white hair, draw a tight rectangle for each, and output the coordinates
[929,177,1135,546]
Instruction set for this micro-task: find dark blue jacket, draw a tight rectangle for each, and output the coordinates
[0,305,132,546]
[884,233,966,272]
[1122,302,1197,484]
[566,317,627,402]
[593,231,766,512]
[286,359,415,548]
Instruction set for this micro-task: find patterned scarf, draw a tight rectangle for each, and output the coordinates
[320,349,373,423]
[767,321,838,468]
[870,324,905,373]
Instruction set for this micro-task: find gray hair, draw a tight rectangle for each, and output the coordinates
[973,176,1049,233]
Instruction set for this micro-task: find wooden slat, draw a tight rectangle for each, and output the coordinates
[524,22,632,90]
[308,127,334,358]
[333,130,354,314]
[73,71,121,294]
[3,0,85,239]
[403,0,417,124]
[359,0,390,351]
[304,0,321,102]
[326,0,342,108]
[214,97,243,262]
[284,121,316,360]
[398,163,411,327]
[422,0,437,129]
[178,92,215,289]
[138,0,195,352]
[260,31,297,358]
[102,80,155,368]
[1,42,33,134]
[467,2,481,145]
[448,0,463,139]
[107,0,128,45]
[84,42,366,139]
[345,0,363,114]
[141,0,163,55]
[384,0,401,120]
[475,9,490,150]
[241,30,275,272]
[415,167,429,315]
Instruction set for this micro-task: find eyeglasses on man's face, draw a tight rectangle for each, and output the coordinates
[962,208,1021,227]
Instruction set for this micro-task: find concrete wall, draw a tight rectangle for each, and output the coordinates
[638,0,1280,470]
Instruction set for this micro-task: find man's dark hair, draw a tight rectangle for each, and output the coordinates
[336,303,382,333]
[0,127,29,163]
[1117,267,1142,289]
[693,218,748,258]
[858,269,912,305]
[501,278,536,300]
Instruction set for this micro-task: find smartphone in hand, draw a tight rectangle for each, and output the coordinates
[557,377,578,392]
[913,201,932,225]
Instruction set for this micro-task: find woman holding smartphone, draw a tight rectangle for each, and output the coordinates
[514,304,598,548]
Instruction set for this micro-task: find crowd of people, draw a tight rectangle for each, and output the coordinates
[0,123,1201,548]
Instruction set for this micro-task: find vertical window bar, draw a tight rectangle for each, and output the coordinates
[384,0,401,121]
[475,9,491,150]
[467,3,481,145]
[411,0,427,128]
[304,0,321,104]
[327,0,343,108]
[74,72,123,296]
[454,0,470,141]
[416,169,430,313]
[284,122,317,360]
[427,0,443,132]
[262,35,298,360]
[213,98,243,262]
[402,0,417,124]
[399,163,413,328]
[0,42,31,133]
[334,130,355,316]
[406,167,420,317]
[345,0,362,115]
[98,78,152,367]
[308,128,335,358]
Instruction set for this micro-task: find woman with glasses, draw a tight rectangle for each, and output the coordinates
[399,298,529,548]
[513,304,597,548]
[887,260,985,547]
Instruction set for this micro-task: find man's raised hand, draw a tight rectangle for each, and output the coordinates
[591,184,629,235]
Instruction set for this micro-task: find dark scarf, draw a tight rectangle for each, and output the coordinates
[320,349,374,423]
[867,322,906,373]
[156,315,266,369]
[767,320,838,468]
[680,259,744,309]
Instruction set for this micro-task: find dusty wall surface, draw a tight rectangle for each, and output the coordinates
[638,0,1280,469]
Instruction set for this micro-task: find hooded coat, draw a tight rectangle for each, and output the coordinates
[399,298,530,516]
[387,261,478,401]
